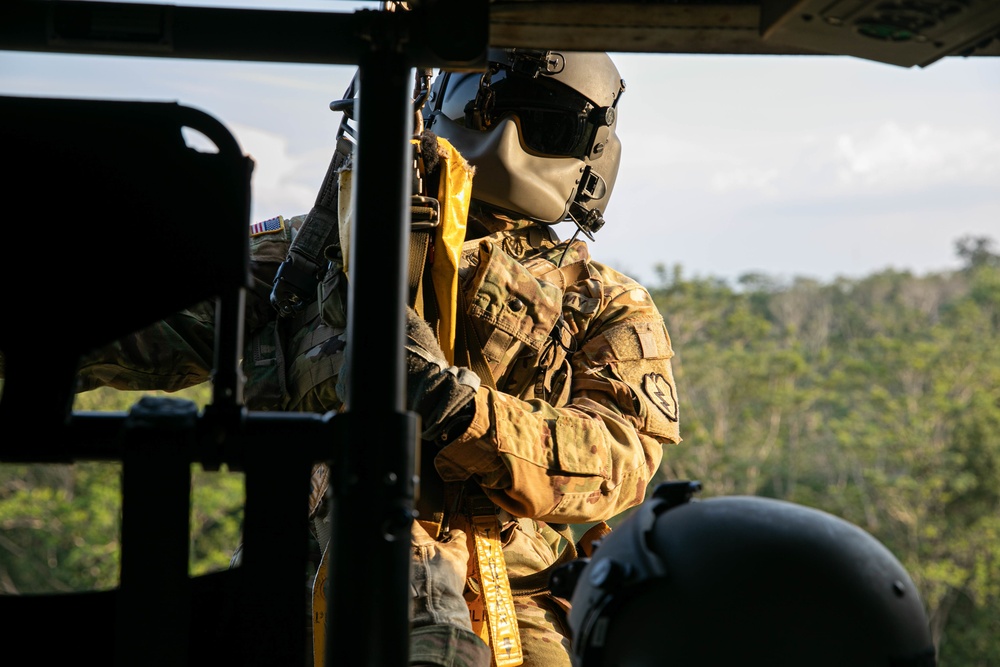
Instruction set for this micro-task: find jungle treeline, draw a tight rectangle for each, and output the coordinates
[1,236,997,665]
[647,236,999,665]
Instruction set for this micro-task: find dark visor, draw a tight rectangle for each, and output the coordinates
[438,69,597,158]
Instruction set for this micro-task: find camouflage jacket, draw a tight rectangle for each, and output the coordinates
[76,214,681,524]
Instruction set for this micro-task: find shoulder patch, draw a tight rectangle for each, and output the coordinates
[250,216,284,237]
[642,372,679,422]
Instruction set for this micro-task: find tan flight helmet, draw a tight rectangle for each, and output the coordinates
[423,48,626,239]
[552,481,938,667]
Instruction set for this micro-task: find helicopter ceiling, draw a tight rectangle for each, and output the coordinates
[493,0,1000,68]
[0,0,998,70]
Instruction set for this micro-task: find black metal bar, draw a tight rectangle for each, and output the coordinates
[328,18,417,666]
[0,0,364,64]
[116,397,197,667]
[238,422,318,667]
[7,410,334,465]
[0,0,487,68]
[212,288,248,409]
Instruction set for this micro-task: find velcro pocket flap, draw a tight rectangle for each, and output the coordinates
[466,241,564,350]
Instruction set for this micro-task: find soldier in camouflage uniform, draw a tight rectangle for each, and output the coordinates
[72,48,681,667]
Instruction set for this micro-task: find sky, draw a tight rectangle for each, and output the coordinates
[2,1,998,288]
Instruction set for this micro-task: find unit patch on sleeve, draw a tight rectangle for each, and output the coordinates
[642,372,679,422]
[250,216,285,237]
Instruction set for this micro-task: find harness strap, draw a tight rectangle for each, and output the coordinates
[466,495,523,667]
[312,544,330,667]
[409,228,433,317]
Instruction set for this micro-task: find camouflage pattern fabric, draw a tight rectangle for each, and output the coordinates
[73,214,305,399]
[410,626,491,667]
[434,225,680,527]
[65,210,682,667]
[74,301,217,393]
[410,522,491,667]
[502,518,573,667]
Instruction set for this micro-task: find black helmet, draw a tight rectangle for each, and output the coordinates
[423,48,625,238]
[553,481,937,667]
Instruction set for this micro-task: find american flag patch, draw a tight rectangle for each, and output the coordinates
[250,216,284,237]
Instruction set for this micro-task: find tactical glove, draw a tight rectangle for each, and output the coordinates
[406,306,479,445]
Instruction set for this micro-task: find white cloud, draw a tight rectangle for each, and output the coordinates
[230,122,326,221]
[834,122,1000,189]
[710,167,781,196]
[681,121,1000,204]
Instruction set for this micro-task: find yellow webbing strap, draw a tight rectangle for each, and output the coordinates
[425,136,473,366]
[339,137,470,363]
[312,543,329,667]
[468,503,523,667]
[313,514,525,667]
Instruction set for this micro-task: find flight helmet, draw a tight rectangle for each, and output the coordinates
[423,48,625,238]
[552,481,937,667]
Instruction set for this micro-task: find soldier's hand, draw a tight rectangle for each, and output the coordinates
[410,520,473,632]
[405,306,479,445]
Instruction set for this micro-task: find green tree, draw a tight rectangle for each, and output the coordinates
[650,243,1000,665]
[0,384,244,593]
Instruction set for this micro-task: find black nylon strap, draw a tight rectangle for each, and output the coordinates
[408,229,432,315]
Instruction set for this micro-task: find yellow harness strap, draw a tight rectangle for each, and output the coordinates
[426,136,473,366]
[312,544,329,667]
[466,497,523,667]
[312,513,526,667]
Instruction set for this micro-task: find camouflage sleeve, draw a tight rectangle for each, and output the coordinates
[75,301,217,393]
[434,280,680,524]
[409,626,491,667]
[74,215,297,394]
